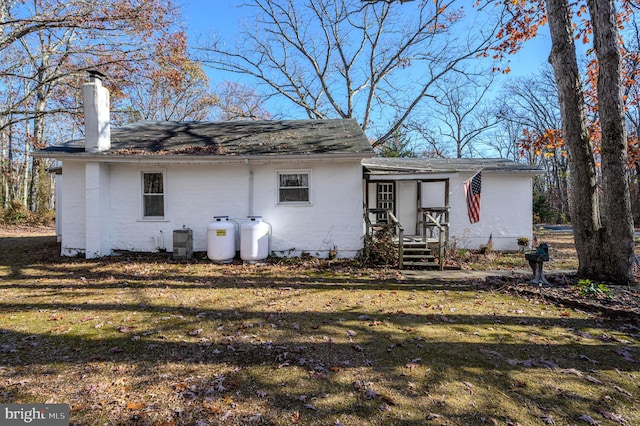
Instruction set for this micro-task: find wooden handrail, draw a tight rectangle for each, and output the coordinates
[387,211,404,269]
[420,207,450,271]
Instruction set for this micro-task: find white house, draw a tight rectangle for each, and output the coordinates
[35,73,374,259]
[36,74,542,263]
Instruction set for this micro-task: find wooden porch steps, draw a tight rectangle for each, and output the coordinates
[398,237,441,269]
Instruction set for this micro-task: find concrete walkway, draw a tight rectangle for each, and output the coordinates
[399,269,523,281]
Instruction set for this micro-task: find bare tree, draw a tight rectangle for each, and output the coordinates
[122,33,218,123]
[496,68,570,221]
[408,73,499,158]
[200,0,504,147]
[0,0,181,211]
[213,81,273,121]
[622,17,640,225]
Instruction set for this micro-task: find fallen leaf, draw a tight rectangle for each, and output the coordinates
[597,409,627,424]
[70,404,88,413]
[125,402,145,410]
[561,368,584,377]
[172,382,188,391]
[580,354,599,364]
[364,389,379,399]
[578,414,599,425]
[202,401,221,414]
[585,375,602,384]
[540,414,556,425]
[480,349,504,358]
[509,380,527,391]
[613,385,632,397]
[379,403,392,412]
[614,348,636,363]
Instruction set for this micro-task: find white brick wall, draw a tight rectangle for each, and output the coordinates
[59,157,366,258]
[59,161,86,256]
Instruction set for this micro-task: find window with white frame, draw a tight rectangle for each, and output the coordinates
[277,171,310,204]
[142,172,165,218]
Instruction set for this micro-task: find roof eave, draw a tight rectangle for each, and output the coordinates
[32,151,375,163]
[364,166,544,175]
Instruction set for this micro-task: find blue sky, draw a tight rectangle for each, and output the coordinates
[180,0,553,84]
[178,0,554,155]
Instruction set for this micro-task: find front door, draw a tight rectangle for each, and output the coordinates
[376,182,395,222]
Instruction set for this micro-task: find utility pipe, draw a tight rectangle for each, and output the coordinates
[245,158,254,216]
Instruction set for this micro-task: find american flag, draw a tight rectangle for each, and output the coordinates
[464,172,482,224]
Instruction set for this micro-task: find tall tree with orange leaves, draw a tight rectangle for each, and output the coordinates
[494,0,635,283]
[0,0,191,213]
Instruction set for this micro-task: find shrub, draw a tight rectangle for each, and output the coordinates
[478,241,493,255]
[359,224,398,267]
[576,279,611,297]
[1,201,55,226]
[2,201,29,224]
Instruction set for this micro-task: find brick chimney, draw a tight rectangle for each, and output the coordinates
[83,70,111,152]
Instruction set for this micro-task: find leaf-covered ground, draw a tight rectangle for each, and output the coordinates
[1,227,639,425]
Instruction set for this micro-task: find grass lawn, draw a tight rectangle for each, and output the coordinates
[1,228,638,425]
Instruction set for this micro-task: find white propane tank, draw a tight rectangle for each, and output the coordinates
[240,216,269,262]
[207,216,237,263]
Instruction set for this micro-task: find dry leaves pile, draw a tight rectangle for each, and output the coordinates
[0,227,638,425]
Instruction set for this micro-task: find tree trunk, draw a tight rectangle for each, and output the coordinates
[29,65,49,213]
[1,123,6,208]
[587,0,635,284]
[545,0,603,277]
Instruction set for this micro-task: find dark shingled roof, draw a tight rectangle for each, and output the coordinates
[363,157,542,174]
[39,119,374,157]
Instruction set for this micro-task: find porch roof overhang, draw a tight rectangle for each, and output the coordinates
[362,158,543,178]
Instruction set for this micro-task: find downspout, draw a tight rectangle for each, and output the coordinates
[245,158,254,216]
